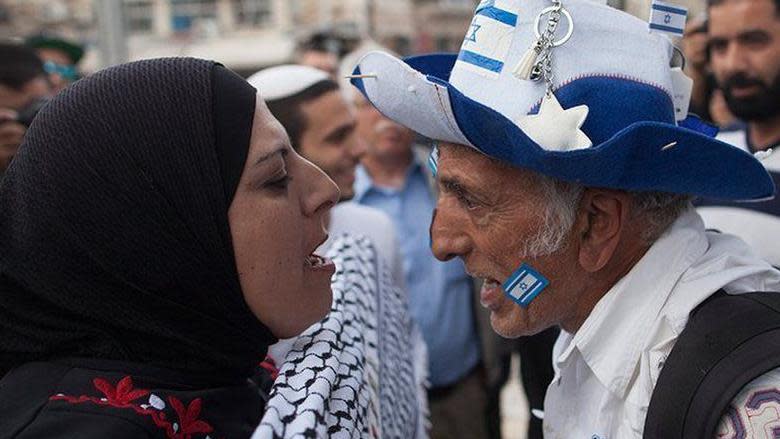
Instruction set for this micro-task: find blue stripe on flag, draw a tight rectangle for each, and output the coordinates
[649,22,684,35]
[519,281,546,306]
[458,50,504,73]
[476,6,518,26]
[651,3,687,15]
[504,269,527,293]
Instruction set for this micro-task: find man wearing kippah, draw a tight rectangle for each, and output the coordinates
[349,0,780,436]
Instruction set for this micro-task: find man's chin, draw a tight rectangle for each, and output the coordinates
[490,308,551,338]
[337,191,355,203]
[491,312,528,338]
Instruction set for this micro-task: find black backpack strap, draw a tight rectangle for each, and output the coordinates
[644,290,780,438]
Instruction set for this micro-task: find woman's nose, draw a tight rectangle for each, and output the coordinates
[301,159,339,217]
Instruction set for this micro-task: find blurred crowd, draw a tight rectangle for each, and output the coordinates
[1,0,779,437]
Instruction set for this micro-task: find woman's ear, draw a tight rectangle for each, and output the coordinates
[576,189,633,272]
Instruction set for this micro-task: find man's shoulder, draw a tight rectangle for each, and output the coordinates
[715,124,748,151]
[332,202,393,223]
[331,202,396,234]
[329,203,398,253]
[645,291,780,438]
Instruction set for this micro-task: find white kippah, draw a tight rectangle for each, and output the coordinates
[247,65,331,101]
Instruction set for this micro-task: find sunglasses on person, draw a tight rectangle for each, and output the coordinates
[43,61,79,82]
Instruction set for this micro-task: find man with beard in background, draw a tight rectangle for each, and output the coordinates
[697,0,780,266]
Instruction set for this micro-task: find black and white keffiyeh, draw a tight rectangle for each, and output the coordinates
[253,234,428,439]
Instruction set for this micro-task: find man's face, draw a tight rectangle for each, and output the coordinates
[37,48,78,93]
[0,76,50,112]
[298,90,362,201]
[354,93,415,161]
[709,0,780,121]
[0,76,51,173]
[299,50,338,78]
[429,143,583,338]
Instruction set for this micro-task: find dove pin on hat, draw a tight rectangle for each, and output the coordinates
[349,0,774,201]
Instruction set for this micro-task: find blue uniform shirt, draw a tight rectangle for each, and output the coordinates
[354,160,480,387]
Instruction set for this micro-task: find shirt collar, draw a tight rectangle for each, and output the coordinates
[554,209,709,398]
[353,158,426,202]
[353,165,373,202]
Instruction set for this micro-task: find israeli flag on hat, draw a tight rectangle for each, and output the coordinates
[649,0,688,37]
[456,0,519,77]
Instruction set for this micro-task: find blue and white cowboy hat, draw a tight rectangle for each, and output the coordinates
[350,0,774,201]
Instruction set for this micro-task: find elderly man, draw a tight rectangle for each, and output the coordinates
[340,42,492,439]
[349,0,780,436]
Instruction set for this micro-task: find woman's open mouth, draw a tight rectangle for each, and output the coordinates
[305,253,336,273]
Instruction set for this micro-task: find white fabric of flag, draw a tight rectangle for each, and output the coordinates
[648,0,687,37]
[455,0,518,78]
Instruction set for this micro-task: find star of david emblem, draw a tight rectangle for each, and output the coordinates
[516,93,592,151]
[664,14,672,24]
[466,23,481,43]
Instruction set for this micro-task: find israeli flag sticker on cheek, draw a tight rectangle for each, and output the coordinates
[503,263,550,308]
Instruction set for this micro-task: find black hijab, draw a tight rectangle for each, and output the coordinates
[0,58,276,382]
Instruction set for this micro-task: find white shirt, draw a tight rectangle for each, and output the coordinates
[543,209,780,438]
[324,201,405,289]
[698,129,780,267]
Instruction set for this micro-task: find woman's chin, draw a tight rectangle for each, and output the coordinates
[271,285,333,339]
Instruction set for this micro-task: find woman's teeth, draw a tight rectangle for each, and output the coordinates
[305,254,326,267]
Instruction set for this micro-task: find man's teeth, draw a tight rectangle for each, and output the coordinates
[483,278,501,288]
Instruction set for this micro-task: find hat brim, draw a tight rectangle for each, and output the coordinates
[351,52,775,201]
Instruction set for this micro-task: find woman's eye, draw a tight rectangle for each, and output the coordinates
[265,174,291,191]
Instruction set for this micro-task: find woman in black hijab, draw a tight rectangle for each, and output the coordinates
[0,58,339,438]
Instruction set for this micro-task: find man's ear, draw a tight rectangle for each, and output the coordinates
[575,189,632,272]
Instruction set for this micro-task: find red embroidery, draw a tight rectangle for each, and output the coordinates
[259,356,279,380]
[93,376,150,406]
[169,397,213,437]
[49,376,215,439]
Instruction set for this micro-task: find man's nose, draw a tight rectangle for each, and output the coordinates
[720,43,748,77]
[349,135,367,160]
[429,206,470,262]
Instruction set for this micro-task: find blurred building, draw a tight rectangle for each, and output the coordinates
[414,0,475,53]
[0,0,705,75]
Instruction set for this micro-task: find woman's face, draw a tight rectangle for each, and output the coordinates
[229,97,340,338]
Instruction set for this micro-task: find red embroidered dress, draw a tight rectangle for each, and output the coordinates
[0,360,271,439]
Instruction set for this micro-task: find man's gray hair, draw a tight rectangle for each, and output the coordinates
[524,174,692,257]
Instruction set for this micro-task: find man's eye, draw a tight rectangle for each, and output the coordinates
[456,191,478,209]
[708,39,727,54]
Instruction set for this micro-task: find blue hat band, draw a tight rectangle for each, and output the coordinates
[550,76,676,146]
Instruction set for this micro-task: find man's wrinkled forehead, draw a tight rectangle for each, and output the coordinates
[437,142,537,193]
